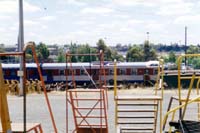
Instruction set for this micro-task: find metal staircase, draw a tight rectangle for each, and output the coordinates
[69,89,108,133]
[115,95,162,133]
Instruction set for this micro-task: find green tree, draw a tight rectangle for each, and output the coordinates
[144,40,151,61]
[68,43,78,62]
[143,41,157,61]
[36,42,49,62]
[96,39,107,52]
[160,55,169,63]
[25,53,33,62]
[186,45,200,65]
[57,48,66,62]
[0,44,5,53]
[111,50,124,61]
[0,44,7,61]
[77,44,97,62]
[126,45,143,62]
[104,48,112,61]
[191,58,200,69]
[187,45,200,54]
[168,51,176,63]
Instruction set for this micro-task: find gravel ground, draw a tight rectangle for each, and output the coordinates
[7,88,199,133]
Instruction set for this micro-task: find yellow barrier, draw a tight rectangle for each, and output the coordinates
[163,54,200,132]
[163,95,200,133]
[0,63,12,132]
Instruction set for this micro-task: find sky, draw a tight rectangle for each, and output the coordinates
[0,0,200,46]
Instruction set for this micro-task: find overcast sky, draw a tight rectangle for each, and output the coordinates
[0,0,200,46]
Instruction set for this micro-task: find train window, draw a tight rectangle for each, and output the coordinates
[145,69,149,74]
[120,69,126,75]
[5,70,10,76]
[132,69,137,75]
[105,69,109,75]
[109,69,114,75]
[69,70,76,75]
[154,70,158,75]
[29,70,34,76]
[60,70,65,75]
[80,69,86,75]
[10,70,16,76]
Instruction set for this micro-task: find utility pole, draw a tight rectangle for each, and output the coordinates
[19,0,24,94]
[185,26,187,66]
[18,0,26,132]
[146,32,149,43]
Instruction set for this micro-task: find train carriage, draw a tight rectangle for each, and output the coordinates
[2,61,159,85]
[2,63,39,80]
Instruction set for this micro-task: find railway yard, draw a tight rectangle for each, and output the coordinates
[6,89,199,133]
[1,45,200,133]
[3,0,200,132]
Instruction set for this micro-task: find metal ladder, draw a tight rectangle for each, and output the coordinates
[69,89,108,133]
[115,95,162,133]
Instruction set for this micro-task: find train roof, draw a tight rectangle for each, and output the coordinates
[42,61,159,69]
[1,61,159,69]
[42,63,89,69]
[2,63,37,68]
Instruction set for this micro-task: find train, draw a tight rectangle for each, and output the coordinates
[2,61,160,85]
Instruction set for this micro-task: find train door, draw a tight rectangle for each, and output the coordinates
[93,69,99,80]
[47,70,53,83]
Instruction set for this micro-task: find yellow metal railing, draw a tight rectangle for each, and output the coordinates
[114,59,164,133]
[0,63,12,132]
[163,95,200,133]
[163,54,200,132]
[177,54,200,106]
[177,54,200,120]
[155,59,165,133]
[114,59,118,130]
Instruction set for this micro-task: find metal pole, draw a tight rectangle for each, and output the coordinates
[18,0,24,94]
[146,32,149,43]
[185,26,187,66]
[18,0,25,132]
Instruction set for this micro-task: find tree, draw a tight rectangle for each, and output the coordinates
[168,51,176,63]
[0,44,5,53]
[77,44,97,62]
[104,48,112,61]
[36,42,49,62]
[25,41,36,62]
[96,39,107,52]
[143,41,157,61]
[191,58,200,69]
[187,45,200,54]
[0,44,7,61]
[111,50,124,61]
[57,48,66,63]
[126,45,143,62]
[144,40,150,61]
[96,39,117,61]
[69,43,78,62]
[186,45,200,65]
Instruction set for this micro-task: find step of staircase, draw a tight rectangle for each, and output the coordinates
[115,95,161,133]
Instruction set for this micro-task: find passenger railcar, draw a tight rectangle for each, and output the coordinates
[2,63,39,80]
[2,61,159,84]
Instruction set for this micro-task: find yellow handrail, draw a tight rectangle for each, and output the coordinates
[155,59,164,133]
[162,53,200,132]
[182,73,195,119]
[163,95,200,131]
[177,54,200,103]
[114,59,118,132]
[0,63,12,132]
